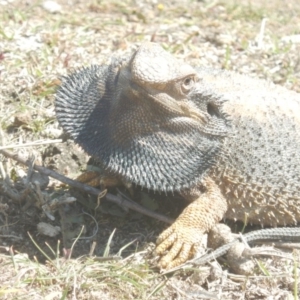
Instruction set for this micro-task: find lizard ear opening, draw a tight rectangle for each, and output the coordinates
[188,87,230,137]
[207,102,220,118]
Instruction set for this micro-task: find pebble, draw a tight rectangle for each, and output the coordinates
[43,0,62,13]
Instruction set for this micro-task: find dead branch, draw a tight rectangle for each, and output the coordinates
[0,149,173,224]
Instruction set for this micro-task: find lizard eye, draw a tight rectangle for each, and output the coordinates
[182,76,195,92]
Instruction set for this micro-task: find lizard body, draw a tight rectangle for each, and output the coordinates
[197,68,300,226]
[56,43,300,269]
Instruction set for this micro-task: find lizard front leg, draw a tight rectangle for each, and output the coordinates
[156,178,228,269]
[76,170,122,188]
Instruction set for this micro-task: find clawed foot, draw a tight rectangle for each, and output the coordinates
[156,219,206,269]
[156,222,256,275]
[155,181,228,270]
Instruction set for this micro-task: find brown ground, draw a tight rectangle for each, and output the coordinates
[1,0,300,299]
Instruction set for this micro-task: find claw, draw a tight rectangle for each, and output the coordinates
[156,227,176,250]
[158,240,181,268]
[158,241,193,269]
[155,221,205,269]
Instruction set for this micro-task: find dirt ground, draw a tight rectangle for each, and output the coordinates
[1,0,300,299]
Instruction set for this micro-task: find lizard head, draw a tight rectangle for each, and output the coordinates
[56,43,230,192]
[129,43,229,134]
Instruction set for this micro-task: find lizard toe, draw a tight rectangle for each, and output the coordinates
[156,226,177,251]
[158,242,193,269]
[155,220,206,269]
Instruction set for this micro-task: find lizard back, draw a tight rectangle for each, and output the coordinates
[194,68,300,225]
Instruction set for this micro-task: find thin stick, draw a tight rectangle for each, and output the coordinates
[0,139,63,150]
[0,149,173,224]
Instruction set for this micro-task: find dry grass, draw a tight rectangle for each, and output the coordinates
[1,0,300,299]
[0,249,162,299]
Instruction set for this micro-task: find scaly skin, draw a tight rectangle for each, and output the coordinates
[193,227,300,266]
[161,226,300,274]
[56,43,300,270]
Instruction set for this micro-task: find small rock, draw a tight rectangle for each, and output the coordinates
[13,111,32,128]
[37,222,60,237]
[227,242,255,275]
[189,25,200,33]
[43,1,62,13]
[207,223,234,249]
[43,141,89,178]
[281,35,300,44]
[31,171,49,190]
[0,0,14,5]
[43,127,63,138]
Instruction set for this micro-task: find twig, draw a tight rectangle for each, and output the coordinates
[75,209,99,240]
[0,139,63,150]
[0,234,23,240]
[0,149,173,224]
[256,18,267,49]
